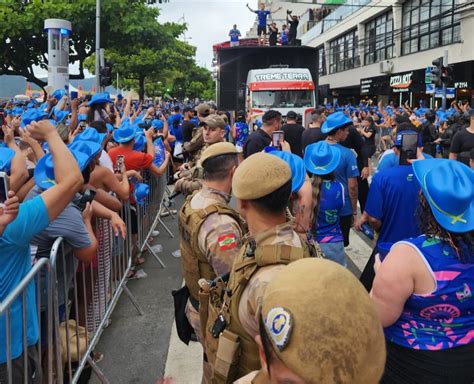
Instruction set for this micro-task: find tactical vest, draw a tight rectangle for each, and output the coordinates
[178,197,245,302]
[203,235,313,383]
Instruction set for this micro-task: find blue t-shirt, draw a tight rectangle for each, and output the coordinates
[377,151,433,173]
[315,180,344,243]
[365,165,421,245]
[255,10,271,27]
[0,196,49,362]
[281,31,289,44]
[229,29,241,42]
[331,143,359,216]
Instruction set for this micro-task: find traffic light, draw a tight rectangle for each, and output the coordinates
[100,61,112,87]
[441,65,454,86]
[431,57,443,87]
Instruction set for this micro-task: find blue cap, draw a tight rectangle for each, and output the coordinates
[134,183,150,205]
[113,126,136,143]
[0,147,15,173]
[394,130,422,147]
[34,149,90,189]
[74,127,107,146]
[304,141,341,175]
[20,108,48,128]
[269,151,306,193]
[78,113,88,122]
[133,133,146,151]
[52,89,66,100]
[321,111,352,134]
[117,94,123,100]
[87,92,111,106]
[413,159,474,233]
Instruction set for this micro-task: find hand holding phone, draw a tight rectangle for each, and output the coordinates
[114,155,125,174]
[399,133,418,166]
[272,131,284,150]
[0,172,9,208]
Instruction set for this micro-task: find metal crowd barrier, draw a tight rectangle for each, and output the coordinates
[0,258,55,384]
[136,170,175,269]
[1,173,178,383]
[47,201,142,384]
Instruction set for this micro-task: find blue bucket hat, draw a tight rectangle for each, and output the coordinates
[113,126,136,143]
[74,127,107,147]
[52,89,66,101]
[413,159,474,233]
[87,92,111,106]
[0,147,15,173]
[133,133,146,152]
[133,183,150,205]
[68,140,102,162]
[20,108,48,128]
[34,149,90,190]
[304,141,341,175]
[12,107,24,116]
[151,119,164,131]
[54,110,69,123]
[321,112,352,134]
[269,151,306,193]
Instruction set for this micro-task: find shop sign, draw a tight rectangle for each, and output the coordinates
[360,79,373,95]
[454,81,470,89]
[390,72,413,93]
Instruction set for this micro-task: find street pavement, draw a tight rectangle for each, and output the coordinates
[90,196,373,384]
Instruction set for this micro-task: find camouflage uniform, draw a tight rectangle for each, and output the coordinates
[174,144,208,196]
[183,126,204,159]
[184,185,244,384]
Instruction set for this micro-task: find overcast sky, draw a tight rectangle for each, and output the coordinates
[157,0,257,69]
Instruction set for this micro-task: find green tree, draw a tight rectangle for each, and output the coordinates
[0,0,183,94]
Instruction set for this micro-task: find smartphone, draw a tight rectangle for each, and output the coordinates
[0,172,9,207]
[114,155,125,174]
[0,112,5,127]
[399,133,418,166]
[70,91,78,100]
[272,131,284,150]
[77,189,96,211]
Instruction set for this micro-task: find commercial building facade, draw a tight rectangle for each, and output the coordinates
[299,0,474,107]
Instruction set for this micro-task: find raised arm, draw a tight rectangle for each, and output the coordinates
[246,3,255,12]
[25,120,83,221]
[2,126,29,192]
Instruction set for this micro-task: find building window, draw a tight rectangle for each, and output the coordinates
[328,30,359,74]
[317,46,326,77]
[364,11,394,65]
[401,0,460,55]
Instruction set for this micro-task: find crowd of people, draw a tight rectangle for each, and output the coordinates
[174,98,474,383]
[0,88,473,383]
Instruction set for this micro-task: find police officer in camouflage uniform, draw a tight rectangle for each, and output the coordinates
[201,153,313,383]
[174,114,227,196]
[182,103,211,159]
[179,143,246,384]
[235,258,386,384]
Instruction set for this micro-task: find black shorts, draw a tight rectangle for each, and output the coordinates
[339,215,353,247]
[0,345,42,384]
[130,205,138,235]
[257,25,267,36]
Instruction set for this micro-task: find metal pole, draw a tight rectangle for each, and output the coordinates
[95,0,101,91]
[442,50,448,111]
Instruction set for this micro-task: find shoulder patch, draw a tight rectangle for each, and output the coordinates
[218,233,237,251]
[264,307,293,352]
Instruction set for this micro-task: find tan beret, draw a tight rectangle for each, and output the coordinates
[232,153,291,200]
[261,258,386,384]
[201,114,226,129]
[200,142,237,165]
[195,103,211,116]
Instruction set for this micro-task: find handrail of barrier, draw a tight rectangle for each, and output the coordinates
[136,170,173,268]
[0,258,52,384]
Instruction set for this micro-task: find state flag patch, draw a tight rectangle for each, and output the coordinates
[218,233,238,251]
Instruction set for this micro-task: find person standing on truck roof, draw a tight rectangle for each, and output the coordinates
[229,24,241,47]
[247,3,282,46]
